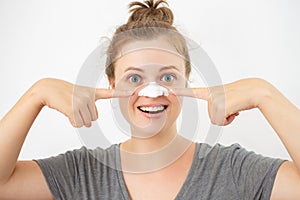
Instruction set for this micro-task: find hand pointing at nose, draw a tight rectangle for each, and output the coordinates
[36,78,132,128]
[171,78,263,126]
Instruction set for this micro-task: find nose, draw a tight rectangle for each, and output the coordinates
[138,82,169,98]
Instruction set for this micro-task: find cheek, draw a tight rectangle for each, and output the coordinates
[119,98,129,118]
[118,95,138,121]
[163,80,187,93]
[167,95,183,117]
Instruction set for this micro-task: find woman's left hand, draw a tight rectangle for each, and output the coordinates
[172,78,269,126]
[173,77,300,199]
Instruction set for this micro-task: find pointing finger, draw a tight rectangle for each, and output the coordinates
[95,88,133,100]
[171,87,209,101]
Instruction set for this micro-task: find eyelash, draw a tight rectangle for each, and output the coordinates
[127,74,142,84]
[160,73,177,82]
[126,73,177,83]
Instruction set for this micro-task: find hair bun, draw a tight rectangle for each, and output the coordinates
[127,0,174,25]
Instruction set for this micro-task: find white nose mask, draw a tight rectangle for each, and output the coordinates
[138,82,169,98]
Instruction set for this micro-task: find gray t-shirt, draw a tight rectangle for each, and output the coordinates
[35,143,284,200]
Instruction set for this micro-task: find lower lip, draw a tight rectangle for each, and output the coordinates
[137,108,167,119]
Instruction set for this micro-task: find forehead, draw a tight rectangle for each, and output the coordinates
[114,38,185,74]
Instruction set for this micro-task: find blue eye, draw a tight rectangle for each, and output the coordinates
[129,75,141,83]
[161,74,175,82]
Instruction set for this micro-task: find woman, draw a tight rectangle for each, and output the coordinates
[0,0,299,199]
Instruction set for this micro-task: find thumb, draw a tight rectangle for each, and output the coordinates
[95,88,133,100]
[171,87,209,101]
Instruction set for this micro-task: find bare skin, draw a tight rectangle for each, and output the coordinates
[121,141,196,200]
[0,43,300,199]
[173,78,300,200]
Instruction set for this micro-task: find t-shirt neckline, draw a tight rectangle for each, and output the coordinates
[115,142,200,200]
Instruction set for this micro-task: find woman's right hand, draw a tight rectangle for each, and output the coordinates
[0,77,133,199]
[34,78,132,128]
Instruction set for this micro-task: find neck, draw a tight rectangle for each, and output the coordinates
[119,123,195,173]
[121,123,179,153]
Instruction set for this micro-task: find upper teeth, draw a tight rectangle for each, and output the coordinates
[139,106,165,112]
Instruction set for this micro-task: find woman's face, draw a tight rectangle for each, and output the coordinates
[111,38,187,138]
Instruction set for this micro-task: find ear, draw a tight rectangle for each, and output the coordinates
[107,77,115,89]
[185,74,190,88]
[185,79,189,88]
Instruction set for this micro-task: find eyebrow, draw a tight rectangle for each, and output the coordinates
[124,65,180,73]
[124,67,144,72]
[159,65,180,72]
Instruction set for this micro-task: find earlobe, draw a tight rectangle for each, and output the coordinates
[184,74,190,88]
[107,77,115,89]
[185,80,189,88]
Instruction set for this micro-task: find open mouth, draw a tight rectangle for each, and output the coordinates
[137,105,168,114]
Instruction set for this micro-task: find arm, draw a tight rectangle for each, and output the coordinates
[256,80,300,199]
[173,78,300,199]
[0,78,126,199]
[0,80,54,199]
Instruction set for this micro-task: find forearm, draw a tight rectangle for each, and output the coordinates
[258,80,300,173]
[0,83,43,184]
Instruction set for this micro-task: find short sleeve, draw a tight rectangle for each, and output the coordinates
[229,144,285,200]
[34,147,88,200]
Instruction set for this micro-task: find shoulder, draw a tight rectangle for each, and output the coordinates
[34,144,121,199]
[35,144,120,172]
[195,142,284,170]
[195,142,244,160]
[193,142,285,199]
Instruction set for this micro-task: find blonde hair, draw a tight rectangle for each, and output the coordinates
[105,0,191,80]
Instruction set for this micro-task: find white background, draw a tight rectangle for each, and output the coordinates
[0,0,299,160]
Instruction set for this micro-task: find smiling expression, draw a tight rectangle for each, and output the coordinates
[110,38,188,138]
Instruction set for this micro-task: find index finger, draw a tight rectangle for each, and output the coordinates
[171,87,209,101]
[95,88,133,100]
